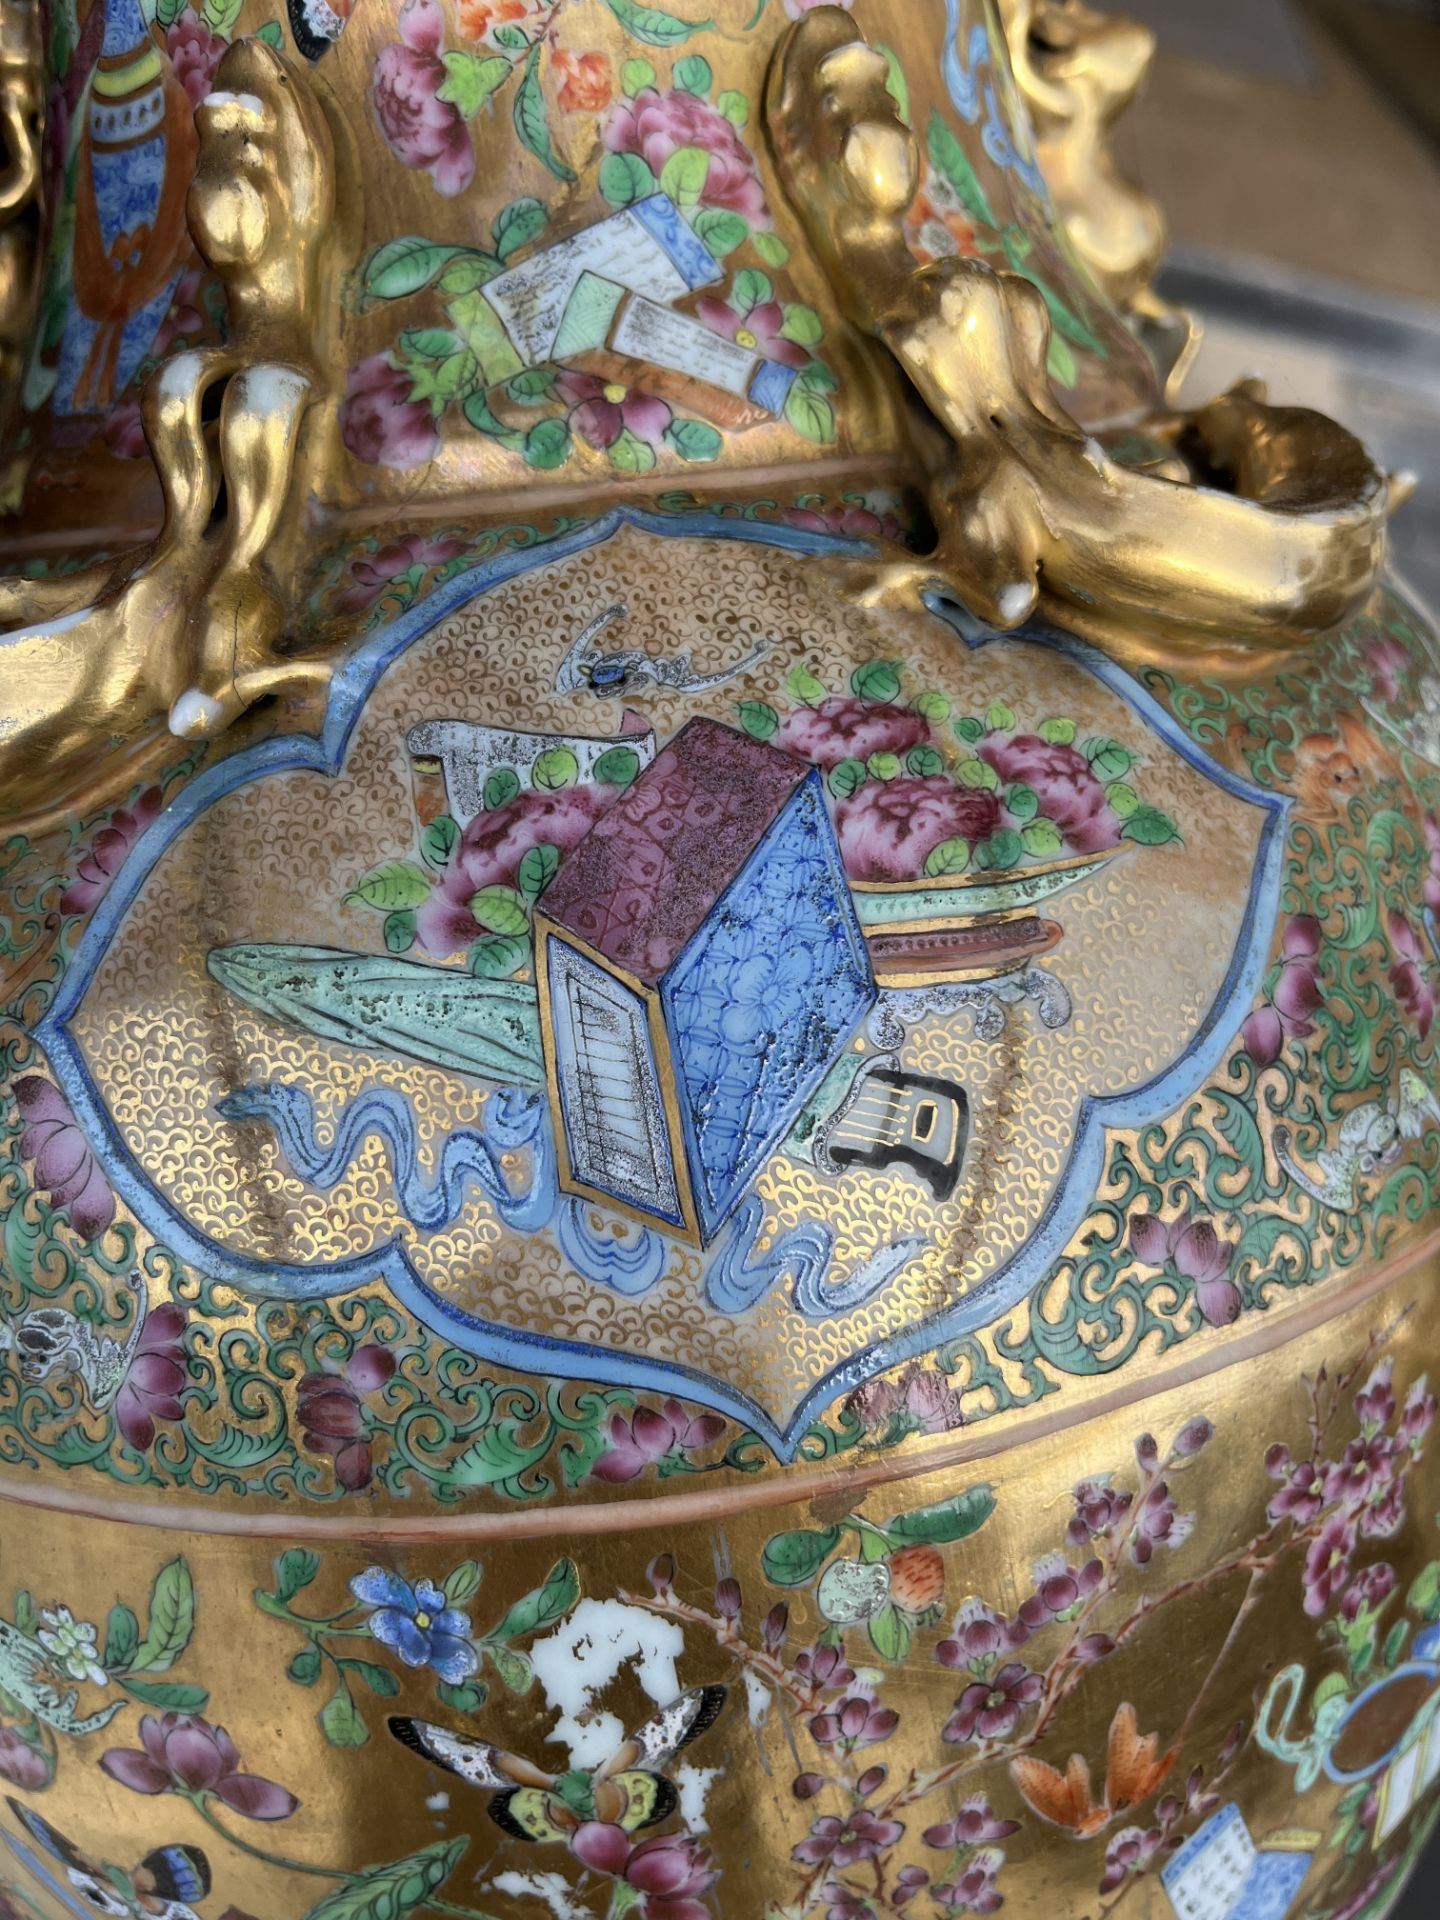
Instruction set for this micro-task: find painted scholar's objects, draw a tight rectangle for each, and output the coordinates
[0,5,1438,1920]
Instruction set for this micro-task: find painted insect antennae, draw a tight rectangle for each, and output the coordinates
[555,603,629,691]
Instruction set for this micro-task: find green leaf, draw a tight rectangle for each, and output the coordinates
[907,745,944,777]
[383,910,417,955]
[927,110,997,227]
[462,392,523,452]
[954,715,985,744]
[594,746,642,787]
[761,1525,841,1587]
[1021,818,1063,858]
[443,1561,484,1606]
[924,836,971,877]
[347,861,432,912]
[489,1644,535,1694]
[600,151,659,208]
[867,1602,912,1662]
[780,304,824,348]
[609,426,657,473]
[665,418,723,462]
[1038,716,1076,745]
[277,1549,322,1602]
[522,417,571,471]
[866,751,901,781]
[436,1679,487,1713]
[514,43,576,181]
[603,0,715,47]
[913,690,950,722]
[985,700,1015,733]
[489,1559,581,1641]
[877,42,910,125]
[154,0,187,23]
[468,887,530,938]
[103,1604,139,1672]
[1408,1561,1440,1621]
[363,238,476,304]
[437,1424,549,1490]
[517,843,560,901]
[784,385,835,444]
[1212,1089,1266,1193]
[752,228,789,268]
[201,0,243,35]
[506,367,559,404]
[738,701,778,740]
[974,830,1023,871]
[533,746,579,790]
[469,933,530,979]
[289,1646,322,1687]
[438,50,512,118]
[421,814,461,869]
[2,1207,40,1288]
[829,759,867,799]
[674,54,712,94]
[732,269,772,315]
[1005,781,1039,820]
[956,756,998,790]
[439,253,505,295]
[484,767,521,810]
[1047,332,1078,389]
[1083,737,1133,781]
[1313,1671,1351,1714]
[12,1592,36,1636]
[120,1676,210,1713]
[888,1484,995,1545]
[1104,782,1138,819]
[1383,1620,1409,1670]
[659,145,710,209]
[341,1659,401,1698]
[850,660,901,702]
[255,19,284,46]
[1123,806,1182,847]
[449,290,524,385]
[716,88,749,127]
[693,209,748,257]
[787,664,827,704]
[132,1559,196,1673]
[493,197,547,260]
[621,58,657,95]
[299,1840,467,1920]
[320,1679,369,1748]
[494,21,528,46]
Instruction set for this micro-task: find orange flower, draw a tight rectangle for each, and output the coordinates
[459,0,525,41]
[554,49,612,113]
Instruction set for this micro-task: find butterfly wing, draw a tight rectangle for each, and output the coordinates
[488,1787,572,1845]
[1009,1753,1094,1831]
[388,1717,553,1791]
[599,1770,678,1834]
[5,1799,89,1872]
[601,1686,727,1777]
[137,1846,211,1905]
[1104,1702,1176,1813]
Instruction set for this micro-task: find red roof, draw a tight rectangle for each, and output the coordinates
[540,717,809,982]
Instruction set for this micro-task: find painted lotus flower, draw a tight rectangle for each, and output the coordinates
[697,295,808,368]
[101,1713,299,1820]
[13,1075,114,1239]
[979,733,1121,854]
[297,1342,396,1489]
[335,535,467,614]
[1388,910,1436,1039]
[1127,1211,1240,1327]
[417,784,615,954]
[604,86,770,226]
[845,1363,964,1437]
[372,0,474,196]
[783,501,909,544]
[348,1568,478,1684]
[341,355,443,471]
[60,785,162,914]
[115,1301,188,1451]
[1243,914,1323,1063]
[836,776,1003,882]
[572,1823,718,1920]
[591,1397,726,1483]
[0,1724,48,1790]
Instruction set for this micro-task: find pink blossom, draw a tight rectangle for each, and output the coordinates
[102,1713,298,1820]
[341,355,441,470]
[167,15,226,112]
[933,1846,1006,1914]
[1367,632,1410,702]
[793,1643,855,1690]
[417,785,616,955]
[979,733,1121,853]
[13,1076,114,1239]
[296,1343,396,1490]
[792,1806,905,1867]
[60,785,162,914]
[573,1824,717,1919]
[114,1302,188,1451]
[1131,1482,1193,1565]
[1127,1212,1239,1326]
[1400,1375,1437,1448]
[1099,1825,1166,1894]
[783,501,908,543]
[1303,1511,1356,1617]
[605,86,769,225]
[1244,915,1324,1063]
[845,1364,963,1436]
[373,0,474,196]
[1325,1435,1396,1512]
[836,776,1003,881]
[556,370,671,453]
[336,535,468,614]
[1388,910,1436,1038]
[1340,1561,1396,1623]
[1067,1476,1132,1546]
[777,696,929,770]
[923,1796,1020,1849]
[1265,1449,1328,1527]
[1354,1358,1397,1434]
[697,295,808,368]
[591,1398,726,1482]
[943,1663,1042,1744]
[810,1693,900,1750]
[0,1725,48,1790]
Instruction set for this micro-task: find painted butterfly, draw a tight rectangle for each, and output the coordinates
[390,1683,727,1843]
[1008,1703,1176,1838]
[3,1799,210,1920]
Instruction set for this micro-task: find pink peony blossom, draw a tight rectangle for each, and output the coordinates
[296,1344,395,1490]
[979,733,1121,853]
[335,535,467,614]
[372,0,474,196]
[417,785,616,955]
[604,86,770,226]
[836,775,1003,882]
[341,355,442,470]
[777,697,929,769]
[167,13,227,110]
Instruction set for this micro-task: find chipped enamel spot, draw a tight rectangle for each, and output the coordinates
[491,1871,589,1920]
[2,604,95,645]
[675,1762,721,1832]
[995,581,1035,624]
[204,90,265,118]
[743,1669,773,1729]
[1083,436,1107,472]
[425,1790,449,1812]
[528,1598,686,1770]
[169,688,225,740]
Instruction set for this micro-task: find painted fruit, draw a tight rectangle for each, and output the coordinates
[887,1544,946,1615]
[816,1556,892,1624]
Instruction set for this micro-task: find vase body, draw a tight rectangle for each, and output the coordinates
[0,5,1438,1920]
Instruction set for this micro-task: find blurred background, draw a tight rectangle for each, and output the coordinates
[1115,3,1439,1913]
[1115,0,1440,612]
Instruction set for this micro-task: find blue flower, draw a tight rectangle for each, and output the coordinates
[349,1568,478,1684]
